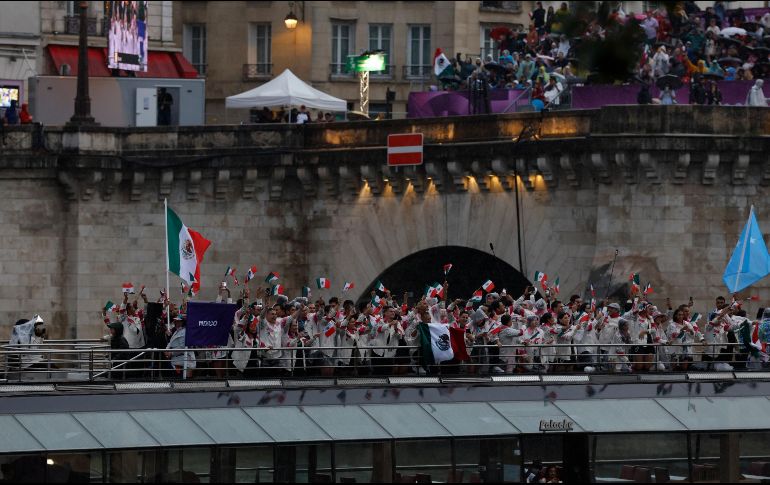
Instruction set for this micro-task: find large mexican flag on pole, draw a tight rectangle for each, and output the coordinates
[166,204,211,295]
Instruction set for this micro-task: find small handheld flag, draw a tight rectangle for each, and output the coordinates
[630,273,641,293]
[224,266,240,286]
[443,263,453,276]
[644,282,654,295]
[375,280,387,292]
[270,284,284,296]
[104,301,116,313]
[265,272,280,284]
[470,290,483,303]
[324,321,337,337]
[534,271,547,284]
[481,280,495,292]
[590,284,596,297]
[343,282,354,292]
[122,282,135,294]
[553,277,560,295]
[302,286,311,298]
[316,277,331,289]
[245,266,258,284]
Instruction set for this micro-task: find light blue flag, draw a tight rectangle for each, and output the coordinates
[723,207,770,293]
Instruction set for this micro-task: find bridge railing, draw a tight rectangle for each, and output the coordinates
[0,341,755,383]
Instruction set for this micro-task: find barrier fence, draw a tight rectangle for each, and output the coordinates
[0,340,757,383]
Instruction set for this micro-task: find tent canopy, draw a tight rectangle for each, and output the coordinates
[225,69,347,111]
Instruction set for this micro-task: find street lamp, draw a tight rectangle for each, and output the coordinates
[284,1,301,30]
[284,10,298,30]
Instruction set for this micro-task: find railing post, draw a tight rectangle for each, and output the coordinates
[89,349,94,381]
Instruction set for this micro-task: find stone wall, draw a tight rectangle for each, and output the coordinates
[2,106,770,339]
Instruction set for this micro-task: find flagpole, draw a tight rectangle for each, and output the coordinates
[165,198,171,332]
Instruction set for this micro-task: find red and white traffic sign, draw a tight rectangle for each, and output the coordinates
[387,133,423,166]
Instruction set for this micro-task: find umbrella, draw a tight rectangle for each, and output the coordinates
[489,26,514,42]
[656,74,683,90]
[719,36,744,48]
[742,21,761,33]
[718,56,744,66]
[721,27,747,37]
[484,62,506,76]
[702,71,724,80]
[550,71,566,82]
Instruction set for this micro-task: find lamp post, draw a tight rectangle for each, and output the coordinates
[68,0,97,126]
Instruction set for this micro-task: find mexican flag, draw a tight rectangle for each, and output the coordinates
[470,290,483,303]
[630,273,641,293]
[104,301,116,313]
[443,263,453,276]
[265,272,280,284]
[481,280,495,292]
[167,205,211,294]
[554,277,560,295]
[270,284,284,296]
[245,266,257,283]
[534,271,547,284]
[644,282,654,295]
[225,266,239,286]
[417,321,455,367]
[375,280,387,292]
[316,277,331,289]
[343,282,354,292]
[433,48,451,76]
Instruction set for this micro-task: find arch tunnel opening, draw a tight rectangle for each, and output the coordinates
[357,246,531,306]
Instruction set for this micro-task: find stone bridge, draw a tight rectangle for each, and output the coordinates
[3,105,770,338]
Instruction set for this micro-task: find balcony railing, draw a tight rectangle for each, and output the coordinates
[242,63,272,80]
[403,65,432,80]
[329,63,355,79]
[64,15,98,35]
[370,64,396,79]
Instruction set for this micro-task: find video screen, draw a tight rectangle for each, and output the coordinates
[106,1,149,71]
[0,86,19,108]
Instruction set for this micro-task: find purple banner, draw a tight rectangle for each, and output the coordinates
[185,302,238,347]
[407,88,529,118]
[571,80,767,109]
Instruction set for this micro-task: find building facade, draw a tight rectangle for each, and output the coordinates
[172,1,533,123]
[0,1,177,109]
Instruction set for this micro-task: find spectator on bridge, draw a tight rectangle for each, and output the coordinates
[2,100,18,126]
[530,2,546,35]
[747,79,768,107]
[107,321,130,380]
[642,11,659,46]
[19,103,32,124]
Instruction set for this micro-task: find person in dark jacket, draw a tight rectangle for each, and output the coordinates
[108,321,130,380]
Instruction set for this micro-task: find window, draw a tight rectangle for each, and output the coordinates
[246,23,272,78]
[481,25,496,61]
[331,22,355,75]
[369,24,392,75]
[406,24,431,78]
[184,24,207,76]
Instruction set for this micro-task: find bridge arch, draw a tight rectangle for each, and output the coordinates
[356,246,531,305]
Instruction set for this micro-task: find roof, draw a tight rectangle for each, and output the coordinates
[2,396,770,452]
[225,69,347,111]
[46,44,198,79]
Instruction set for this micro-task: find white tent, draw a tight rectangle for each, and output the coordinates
[225,69,347,111]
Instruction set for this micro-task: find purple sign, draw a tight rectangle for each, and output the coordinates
[185,302,238,347]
